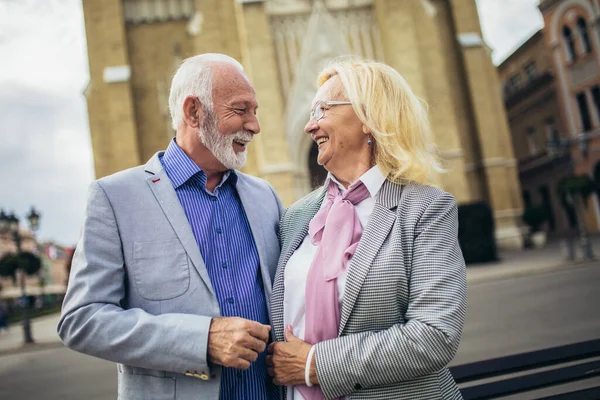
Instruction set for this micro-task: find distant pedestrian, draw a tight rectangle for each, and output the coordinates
[0,301,9,335]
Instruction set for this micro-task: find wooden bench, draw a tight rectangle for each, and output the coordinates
[449,339,600,399]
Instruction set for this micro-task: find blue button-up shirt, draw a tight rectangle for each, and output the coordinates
[161,139,277,400]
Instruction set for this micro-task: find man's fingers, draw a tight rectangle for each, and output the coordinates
[233,359,251,370]
[241,335,267,354]
[266,355,273,367]
[245,321,271,342]
[238,346,260,363]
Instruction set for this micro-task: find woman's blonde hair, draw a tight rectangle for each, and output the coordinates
[318,57,444,185]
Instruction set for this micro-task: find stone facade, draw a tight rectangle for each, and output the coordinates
[82,0,524,249]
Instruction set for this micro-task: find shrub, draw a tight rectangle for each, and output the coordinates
[522,206,548,233]
[457,202,498,264]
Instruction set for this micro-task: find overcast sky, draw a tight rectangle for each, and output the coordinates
[0,0,543,246]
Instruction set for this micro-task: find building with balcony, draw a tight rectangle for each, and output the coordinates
[539,0,600,233]
[499,29,577,236]
[500,0,600,235]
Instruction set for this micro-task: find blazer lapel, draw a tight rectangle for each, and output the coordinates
[272,187,326,342]
[144,153,216,298]
[236,176,274,323]
[338,180,402,334]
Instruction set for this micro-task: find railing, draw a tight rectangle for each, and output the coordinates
[504,72,554,107]
[450,339,600,399]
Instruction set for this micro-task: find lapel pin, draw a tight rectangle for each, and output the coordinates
[152,178,161,183]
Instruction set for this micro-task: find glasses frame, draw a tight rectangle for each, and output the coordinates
[310,100,352,122]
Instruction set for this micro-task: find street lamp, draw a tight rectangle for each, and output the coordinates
[0,209,37,344]
[27,207,41,233]
[0,210,8,232]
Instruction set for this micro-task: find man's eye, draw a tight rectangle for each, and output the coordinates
[234,108,245,114]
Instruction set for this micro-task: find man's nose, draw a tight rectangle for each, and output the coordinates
[244,114,260,135]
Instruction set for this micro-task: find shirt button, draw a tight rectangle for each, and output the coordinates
[216,227,222,234]
[222,262,227,269]
[228,297,234,304]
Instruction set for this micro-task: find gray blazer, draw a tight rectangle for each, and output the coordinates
[58,152,283,400]
[271,180,467,399]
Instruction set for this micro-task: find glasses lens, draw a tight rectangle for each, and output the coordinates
[315,102,324,121]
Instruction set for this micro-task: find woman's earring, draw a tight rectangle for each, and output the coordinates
[367,135,373,146]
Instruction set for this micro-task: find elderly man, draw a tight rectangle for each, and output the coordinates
[58,53,283,400]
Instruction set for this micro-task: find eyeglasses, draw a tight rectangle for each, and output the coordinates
[309,100,352,122]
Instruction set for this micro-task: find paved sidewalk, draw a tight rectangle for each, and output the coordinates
[1,237,598,356]
[0,313,63,356]
[467,236,600,284]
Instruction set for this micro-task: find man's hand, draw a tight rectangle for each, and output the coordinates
[267,325,316,386]
[208,317,271,370]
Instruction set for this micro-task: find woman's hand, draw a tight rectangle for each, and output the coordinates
[267,325,318,386]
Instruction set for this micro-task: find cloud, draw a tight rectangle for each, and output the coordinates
[0,83,93,246]
[476,0,544,65]
[0,0,92,246]
[0,0,89,93]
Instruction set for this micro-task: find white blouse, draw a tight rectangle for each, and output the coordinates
[283,165,386,400]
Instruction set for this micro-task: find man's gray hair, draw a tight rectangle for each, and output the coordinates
[168,53,245,130]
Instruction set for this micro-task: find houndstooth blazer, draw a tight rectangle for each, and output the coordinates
[271,180,467,400]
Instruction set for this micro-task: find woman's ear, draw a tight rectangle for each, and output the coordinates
[362,124,371,135]
[182,96,203,128]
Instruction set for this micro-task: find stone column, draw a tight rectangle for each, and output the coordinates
[190,0,242,60]
[410,0,475,204]
[451,0,524,249]
[234,0,296,205]
[82,0,141,178]
[372,0,427,98]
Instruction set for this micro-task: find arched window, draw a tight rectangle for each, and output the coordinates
[577,18,592,53]
[563,26,577,61]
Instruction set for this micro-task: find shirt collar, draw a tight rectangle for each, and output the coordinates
[326,165,386,198]
[160,138,237,189]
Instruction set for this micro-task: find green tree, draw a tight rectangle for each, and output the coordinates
[522,205,548,233]
[0,252,42,282]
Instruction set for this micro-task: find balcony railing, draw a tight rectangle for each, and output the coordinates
[545,128,600,158]
[504,72,554,108]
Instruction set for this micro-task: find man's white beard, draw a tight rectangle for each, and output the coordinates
[198,109,253,170]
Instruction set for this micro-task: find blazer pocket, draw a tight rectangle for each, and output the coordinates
[132,239,190,301]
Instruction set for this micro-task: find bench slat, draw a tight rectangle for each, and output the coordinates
[460,360,600,400]
[451,339,600,383]
[537,386,600,400]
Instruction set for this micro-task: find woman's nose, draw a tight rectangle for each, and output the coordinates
[304,116,318,135]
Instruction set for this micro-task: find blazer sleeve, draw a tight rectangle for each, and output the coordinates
[57,181,213,375]
[313,191,467,399]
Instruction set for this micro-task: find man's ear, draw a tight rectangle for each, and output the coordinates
[183,96,203,128]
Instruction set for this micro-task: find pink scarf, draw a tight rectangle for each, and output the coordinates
[298,179,370,400]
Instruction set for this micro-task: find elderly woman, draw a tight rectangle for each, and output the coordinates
[267,58,467,400]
